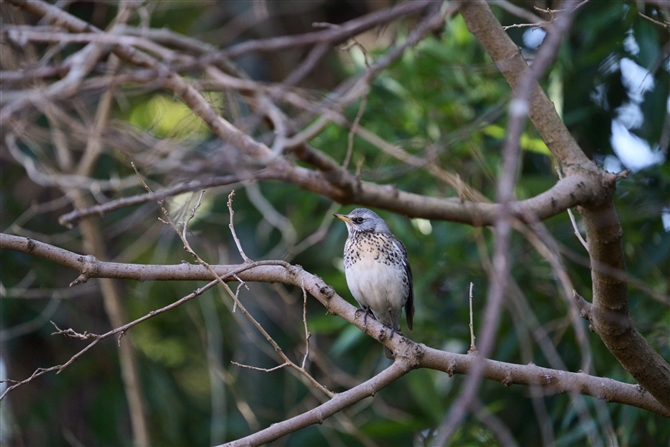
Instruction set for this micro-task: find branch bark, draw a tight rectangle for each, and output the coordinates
[1,233,668,420]
[7,0,603,232]
[460,0,670,411]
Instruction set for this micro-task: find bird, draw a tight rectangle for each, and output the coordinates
[334,208,414,359]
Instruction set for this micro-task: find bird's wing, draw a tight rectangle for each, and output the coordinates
[394,236,414,331]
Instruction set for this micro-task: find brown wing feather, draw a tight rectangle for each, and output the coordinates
[393,235,414,331]
[404,259,414,331]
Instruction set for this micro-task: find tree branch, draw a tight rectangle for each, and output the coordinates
[219,360,411,447]
[460,0,670,412]
[583,204,670,410]
[1,232,668,419]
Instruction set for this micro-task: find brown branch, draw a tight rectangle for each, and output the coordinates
[582,204,670,410]
[206,1,434,62]
[573,291,593,322]
[58,159,597,229]
[6,0,669,428]
[419,345,670,417]
[58,172,265,228]
[8,0,595,232]
[221,338,670,447]
[219,360,412,447]
[460,0,670,412]
[1,232,668,419]
[0,233,292,283]
[436,2,583,441]
[269,162,596,225]
[0,279,219,400]
[460,0,592,172]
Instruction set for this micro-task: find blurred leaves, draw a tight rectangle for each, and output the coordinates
[2,1,669,446]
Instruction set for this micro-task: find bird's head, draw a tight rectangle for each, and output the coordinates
[334,208,391,236]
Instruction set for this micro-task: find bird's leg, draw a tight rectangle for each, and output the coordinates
[362,306,375,327]
[387,309,402,339]
[354,307,375,327]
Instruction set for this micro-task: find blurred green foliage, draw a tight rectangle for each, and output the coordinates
[1,1,669,446]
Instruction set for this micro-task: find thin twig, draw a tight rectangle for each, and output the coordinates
[468,282,477,353]
[556,166,589,251]
[0,279,220,400]
[51,321,101,340]
[58,172,260,228]
[228,190,253,263]
[301,279,311,370]
[638,11,670,29]
[181,190,206,241]
[343,94,368,170]
[231,361,290,373]
[132,169,332,398]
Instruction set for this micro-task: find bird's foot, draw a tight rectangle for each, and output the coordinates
[362,307,375,327]
[387,326,403,340]
[354,307,376,328]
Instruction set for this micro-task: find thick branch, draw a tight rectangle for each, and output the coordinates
[419,347,669,417]
[460,0,591,172]
[261,161,595,225]
[222,344,670,446]
[1,232,668,418]
[8,0,601,230]
[0,233,291,284]
[60,164,596,228]
[460,0,670,411]
[582,205,670,410]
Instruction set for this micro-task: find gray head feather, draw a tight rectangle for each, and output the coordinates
[342,208,391,235]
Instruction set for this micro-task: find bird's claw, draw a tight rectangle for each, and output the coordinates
[361,307,375,327]
[388,327,402,339]
[354,307,377,328]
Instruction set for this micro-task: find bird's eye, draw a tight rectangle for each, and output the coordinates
[352,217,364,224]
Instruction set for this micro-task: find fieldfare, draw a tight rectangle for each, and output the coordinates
[334,208,414,359]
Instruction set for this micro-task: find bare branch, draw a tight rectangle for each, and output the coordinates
[219,360,411,447]
[1,232,668,419]
[0,280,218,400]
[227,191,252,263]
[437,1,585,442]
[458,0,670,413]
[468,282,477,353]
[58,172,263,228]
[300,280,311,370]
[556,166,589,251]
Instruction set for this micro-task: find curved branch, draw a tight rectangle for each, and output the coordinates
[6,0,669,423]
[1,233,668,419]
[10,0,598,230]
[58,171,267,228]
[222,344,670,446]
[460,0,670,411]
[460,0,591,171]
[219,360,411,447]
[59,162,595,229]
[583,205,670,410]
[418,346,669,417]
[265,163,596,225]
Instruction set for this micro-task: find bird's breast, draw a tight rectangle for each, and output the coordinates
[342,232,409,327]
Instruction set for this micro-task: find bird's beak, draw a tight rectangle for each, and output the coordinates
[334,213,351,222]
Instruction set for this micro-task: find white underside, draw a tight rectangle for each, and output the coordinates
[345,257,407,330]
